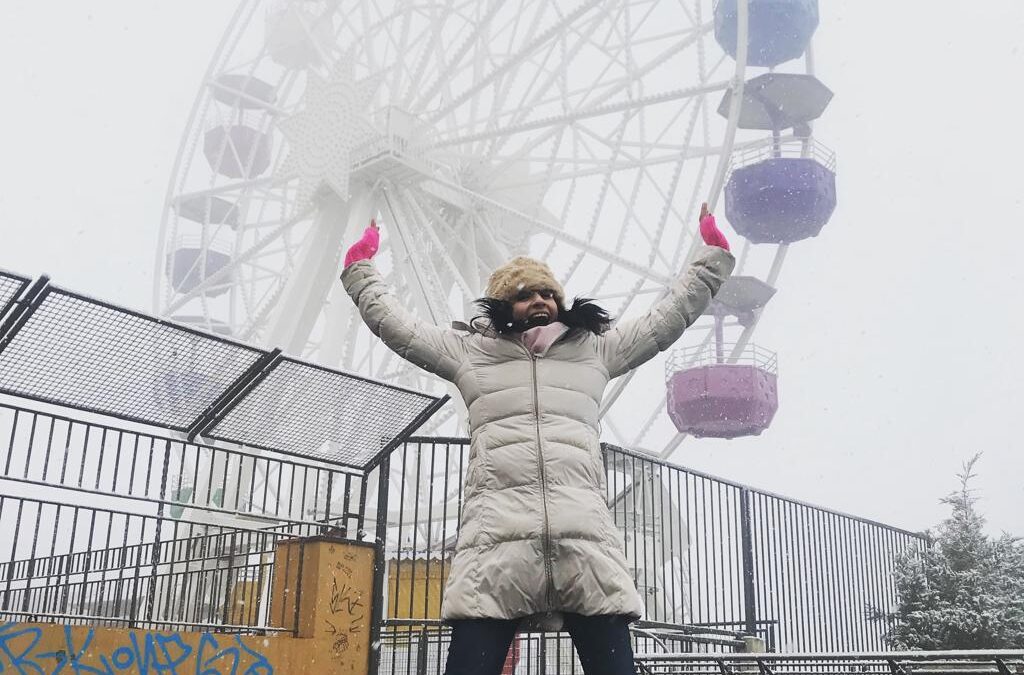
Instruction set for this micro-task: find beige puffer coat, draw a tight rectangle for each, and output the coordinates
[341,246,735,623]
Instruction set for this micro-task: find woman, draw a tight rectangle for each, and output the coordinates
[341,205,734,675]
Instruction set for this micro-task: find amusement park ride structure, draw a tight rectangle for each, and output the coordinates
[153,0,838,629]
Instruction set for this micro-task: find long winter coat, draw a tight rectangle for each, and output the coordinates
[341,246,735,623]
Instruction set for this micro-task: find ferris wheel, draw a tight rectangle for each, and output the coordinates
[155,0,835,457]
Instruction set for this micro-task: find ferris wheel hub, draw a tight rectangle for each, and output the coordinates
[348,109,456,188]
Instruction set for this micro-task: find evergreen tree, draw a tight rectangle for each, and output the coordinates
[870,454,1024,649]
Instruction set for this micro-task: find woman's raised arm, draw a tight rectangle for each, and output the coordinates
[598,206,735,379]
[341,221,468,382]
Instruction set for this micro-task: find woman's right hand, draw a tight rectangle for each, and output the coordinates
[698,202,730,251]
[344,219,381,268]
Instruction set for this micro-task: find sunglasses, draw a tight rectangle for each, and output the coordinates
[514,288,556,303]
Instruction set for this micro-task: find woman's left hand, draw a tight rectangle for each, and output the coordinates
[698,203,730,251]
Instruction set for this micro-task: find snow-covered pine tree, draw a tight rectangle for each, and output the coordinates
[869,454,1024,649]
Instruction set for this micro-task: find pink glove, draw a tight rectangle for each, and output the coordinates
[698,203,730,251]
[344,221,380,267]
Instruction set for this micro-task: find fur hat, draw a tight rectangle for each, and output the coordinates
[485,256,566,307]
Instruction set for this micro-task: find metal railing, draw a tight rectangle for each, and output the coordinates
[729,137,837,173]
[350,128,454,181]
[667,342,779,375]
[0,267,929,658]
[0,401,374,633]
[604,444,925,653]
[0,388,958,669]
[375,439,927,657]
[0,496,292,632]
[635,649,1024,675]
[0,411,928,654]
[0,267,442,639]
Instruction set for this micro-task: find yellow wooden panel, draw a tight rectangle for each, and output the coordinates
[386,558,450,631]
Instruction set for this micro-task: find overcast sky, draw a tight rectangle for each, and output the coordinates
[1,1,1022,537]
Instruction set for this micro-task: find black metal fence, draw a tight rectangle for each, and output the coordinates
[606,443,930,653]
[0,267,931,664]
[0,266,441,641]
[0,408,927,661]
[375,438,928,663]
[0,400,374,633]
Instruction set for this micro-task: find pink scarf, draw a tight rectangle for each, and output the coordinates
[521,321,569,356]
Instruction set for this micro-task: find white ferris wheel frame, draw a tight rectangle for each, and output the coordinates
[150,0,830,627]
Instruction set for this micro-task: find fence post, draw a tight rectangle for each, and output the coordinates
[368,453,392,675]
[739,488,758,636]
[143,439,172,627]
[416,625,429,675]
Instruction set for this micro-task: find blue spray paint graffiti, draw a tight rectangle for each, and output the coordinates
[0,623,273,675]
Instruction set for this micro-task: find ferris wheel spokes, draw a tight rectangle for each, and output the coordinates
[423,0,610,127]
[426,177,674,286]
[400,189,479,299]
[425,80,730,156]
[264,193,369,355]
[379,189,455,328]
[479,25,722,170]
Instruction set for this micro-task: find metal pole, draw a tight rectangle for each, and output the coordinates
[368,454,392,675]
[416,626,429,675]
[739,489,758,636]
[144,439,172,625]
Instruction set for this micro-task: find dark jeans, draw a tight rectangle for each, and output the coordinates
[444,614,636,675]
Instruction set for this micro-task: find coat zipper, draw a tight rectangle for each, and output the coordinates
[516,340,556,610]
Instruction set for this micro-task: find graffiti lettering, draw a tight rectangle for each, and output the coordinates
[0,624,274,675]
[234,639,272,675]
[0,622,45,675]
[328,579,364,617]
